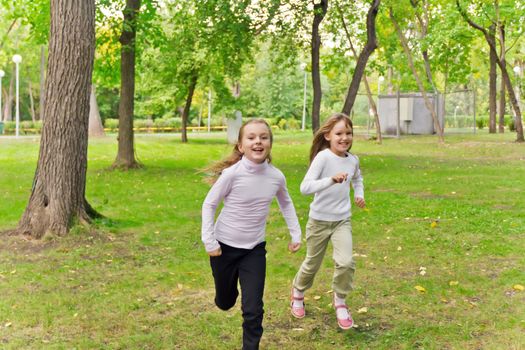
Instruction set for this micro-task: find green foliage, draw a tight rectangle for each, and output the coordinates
[476,116,487,129]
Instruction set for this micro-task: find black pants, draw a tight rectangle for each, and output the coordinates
[210,241,266,350]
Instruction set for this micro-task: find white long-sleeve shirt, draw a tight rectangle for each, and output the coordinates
[300,148,364,221]
[202,156,302,252]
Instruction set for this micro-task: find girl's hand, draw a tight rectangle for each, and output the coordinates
[288,242,301,253]
[355,197,366,208]
[208,247,222,257]
[331,172,348,183]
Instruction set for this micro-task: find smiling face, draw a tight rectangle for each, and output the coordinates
[238,122,272,163]
[324,119,353,157]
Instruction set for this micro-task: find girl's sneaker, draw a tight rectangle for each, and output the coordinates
[290,287,305,319]
[333,295,354,330]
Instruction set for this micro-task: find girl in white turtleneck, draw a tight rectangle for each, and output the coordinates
[290,113,365,331]
[202,119,302,350]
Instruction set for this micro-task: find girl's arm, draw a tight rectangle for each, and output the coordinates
[300,153,334,195]
[276,177,302,245]
[351,157,364,199]
[201,171,233,252]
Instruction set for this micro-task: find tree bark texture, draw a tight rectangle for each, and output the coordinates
[89,84,106,137]
[181,73,198,143]
[390,8,444,142]
[17,0,97,238]
[488,25,497,133]
[341,0,381,116]
[39,45,46,121]
[457,0,524,142]
[114,0,141,168]
[311,0,328,133]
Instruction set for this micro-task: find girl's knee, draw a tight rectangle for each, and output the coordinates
[335,257,355,270]
[215,297,237,311]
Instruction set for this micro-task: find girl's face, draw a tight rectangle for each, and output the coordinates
[238,122,272,163]
[324,119,353,157]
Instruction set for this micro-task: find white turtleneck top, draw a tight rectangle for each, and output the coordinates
[202,156,302,252]
[300,149,364,221]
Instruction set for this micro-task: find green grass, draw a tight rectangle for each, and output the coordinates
[0,131,524,349]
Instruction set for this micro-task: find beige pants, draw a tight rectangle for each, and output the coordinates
[293,218,355,298]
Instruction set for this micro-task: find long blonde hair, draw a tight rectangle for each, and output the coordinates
[205,119,273,181]
[309,113,353,163]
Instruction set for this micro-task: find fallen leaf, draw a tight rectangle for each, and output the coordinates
[449,281,459,286]
[430,221,438,228]
[357,307,368,314]
[414,285,426,293]
[313,295,321,300]
[4,322,12,328]
[513,284,524,291]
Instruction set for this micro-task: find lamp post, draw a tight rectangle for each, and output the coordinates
[0,69,4,123]
[12,54,22,138]
[300,62,307,131]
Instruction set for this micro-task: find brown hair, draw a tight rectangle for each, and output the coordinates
[204,119,273,181]
[309,113,353,163]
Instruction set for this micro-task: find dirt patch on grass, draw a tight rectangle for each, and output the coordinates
[0,226,113,257]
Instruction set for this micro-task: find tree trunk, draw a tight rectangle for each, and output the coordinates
[311,0,328,133]
[39,45,46,121]
[387,66,394,94]
[457,1,523,142]
[3,67,14,121]
[16,0,98,239]
[89,84,105,137]
[363,76,382,143]
[28,80,36,122]
[341,0,381,116]
[390,8,444,142]
[488,25,497,133]
[498,23,506,133]
[181,73,198,143]
[338,1,382,143]
[113,0,141,169]
[410,0,437,92]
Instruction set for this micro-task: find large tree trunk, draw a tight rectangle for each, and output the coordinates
[181,73,198,143]
[390,8,444,142]
[39,45,46,121]
[457,1,524,142]
[16,0,98,239]
[488,25,497,133]
[89,84,105,137]
[341,0,381,116]
[311,0,328,133]
[498,23,506,133]
[113,0,141,168]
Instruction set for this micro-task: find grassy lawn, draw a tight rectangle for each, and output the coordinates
[0,131,524,349]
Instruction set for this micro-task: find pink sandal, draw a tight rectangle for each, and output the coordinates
[290,288,305,319]
[334,304,353,329]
